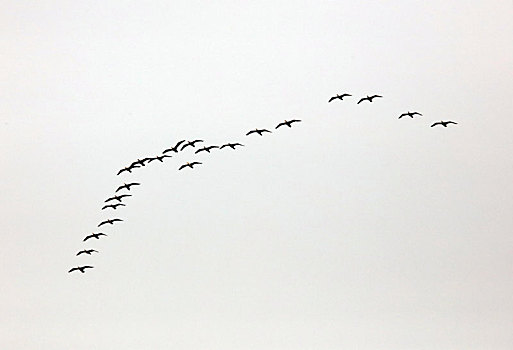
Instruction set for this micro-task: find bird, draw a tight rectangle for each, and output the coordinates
[101,203,126,210]
[431,121,458,127]
[163,140,186,153]
[83,233,107,242]
[131,158,151,168]
[104,194,132,203]
[115,183,141,192]
[399,111,422,119]
[357,95,383,104]
[147,155,172,163]
[98,218,123,227]
[76,249,98,256]
[220,143,244,150]
[180,140,204,151]
[246,129,272,136]
[195,145,219,154]
[179,161,202,170]
[117,164,141,175]
[328,93,351,102]
[68,266,94,274]
[276,119,301,129]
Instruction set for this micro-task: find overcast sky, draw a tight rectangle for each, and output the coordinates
[2,1,513,349]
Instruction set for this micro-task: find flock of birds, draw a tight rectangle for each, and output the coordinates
[68,93,458,274]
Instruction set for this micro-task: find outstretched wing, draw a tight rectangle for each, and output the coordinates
[261,129,271,133]
[328,96,336,103]
[276,122,285,129]
[68,267,79,273]
[98,221,107,227]
[357,97,366,104]
[431,122,442,127]
[447,121,458,125]
[246,130,256,136]
[179,164,187,170]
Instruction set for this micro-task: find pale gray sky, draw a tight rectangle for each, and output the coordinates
[2,1,513,349]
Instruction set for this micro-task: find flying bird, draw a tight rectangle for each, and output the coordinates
[98,218,123,227]
[328,93,351,102]
[104,194,132,203]
[102,203,126,210]
[163,140,186,153]
[147,155,172,163]
[399,111,422,119]
[83,233,107,242]
[180,140,204,151]
[117,164,141,175]
[276,119,301,129]
[220,143,244,150]
[76,249,98,256]
[131,158,151,168]
[116,183,141,192]
[246,129,272,136]
[68,266,94,274]
[195,145,219,154]
[431,121,458,127]
[357,95,383,104]
[179,161,202,170]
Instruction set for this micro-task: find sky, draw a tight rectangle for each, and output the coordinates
[1,1,513,349]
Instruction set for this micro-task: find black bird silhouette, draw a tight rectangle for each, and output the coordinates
[131,158,151,168]
[117,164,141,175]
[431,121,458,127]
[98,218,123,227]
[328,93,351,102]
[102,203,126,210]
[357,95,383,104]
[163,140,186,153]
[246,129,272,136]
[76,249,98,256]
[220,143,244,150]
[181,140,204,151]
[195,145,219,154]
[148,155,172,163]
[179,161,202,170]
[399,111,422,119]
[83,233,107,242]
[105,194,132,203]
[276,119,301,129]
[68,266,94,273]
[116,183,141,192]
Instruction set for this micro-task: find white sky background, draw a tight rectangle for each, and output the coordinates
[1,0,513,348]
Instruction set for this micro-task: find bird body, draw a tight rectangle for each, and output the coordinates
[83,233,107,242]
[220,143,244,150]
[98,218,123,227]
[105,194,132,203]
[163,140,186,153]
[431,121,458,127]
[246,129,272,136]
[68,266,94,273]
[116,183,141,192]
[76,249,98,256]
[148,155,171,163]
[328,93,351,102]
[102,203,126,210]
[276,119,301,129]
[357,95,383,104]
[195,145,219,154]
[181,140,204,151]
[399,111,422,119]
[179,161,202,170]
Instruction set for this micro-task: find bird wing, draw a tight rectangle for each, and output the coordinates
[179,164,187,170]
[104,197,115,203]
[342,94,352,97]
[101,205,111,210]
[76,251,85,256]
[357,98,366,104]
[117,168,127,175]
[175,140,186,149]
[290,119,301,123]
[68,267,79,273]
[98,221,107,227]
[115,185,126,192]
[447,121,457,125]
[83,235,92,242]
[246,130,256,135]
[262,129,271,133]
[129,183,140,186]
[191,162,202,166]
[195,148,204,154]
[371,95,383,99]
[119,194,132,199]
[276,122,285,129]
[112,219,123,222]
[328,96,336,103]
[83,266,94,270]
[180,143,191,151]
[431,122,441,127]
